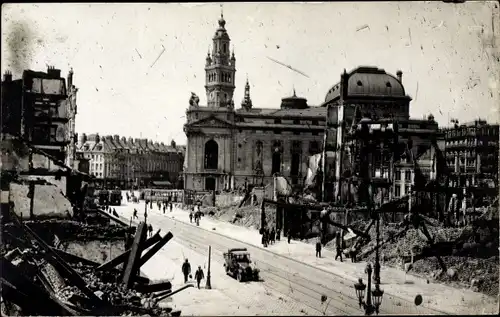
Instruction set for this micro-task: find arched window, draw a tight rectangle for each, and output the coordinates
[204,140,219,170]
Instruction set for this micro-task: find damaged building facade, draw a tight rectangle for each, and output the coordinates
[183,14,325,191]
[183,15,443,197]
[1,67,78,171]
[322,67,443,204]
[77,134,185,188]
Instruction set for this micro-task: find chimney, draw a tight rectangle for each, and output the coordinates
[396,70,403,83]
[171,140,177,148]
[113,135,120,142]
[3,70,12,82]
[128,137,134,144]
[47,66,61,78]
[67,67,73,89]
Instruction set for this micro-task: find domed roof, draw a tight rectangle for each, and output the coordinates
[324,67,406,104]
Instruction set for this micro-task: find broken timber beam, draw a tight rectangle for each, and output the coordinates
[134,280,172,293]
[122,221,147,288]
[1,260,75,316]
[96,230,161,271]
[155,284,194,301]
[137,232,173,268]
[9,213,104,305]
[94,207,129,226]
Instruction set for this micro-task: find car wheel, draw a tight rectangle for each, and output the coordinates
[237,272,243,282]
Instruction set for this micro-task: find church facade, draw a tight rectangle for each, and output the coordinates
[183,14,326,191]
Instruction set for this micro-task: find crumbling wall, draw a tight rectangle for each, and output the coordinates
[64,240,125,264]
[216,193,244,207]
[10,182,73,219]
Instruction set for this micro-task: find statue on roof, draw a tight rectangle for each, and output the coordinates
[189,92,200,107]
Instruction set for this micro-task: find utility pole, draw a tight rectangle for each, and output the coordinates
[205,245,212,289]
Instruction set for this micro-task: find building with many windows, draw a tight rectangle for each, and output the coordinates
[77,133,184,188]
[443,119,499,188]
[184,14,325,191]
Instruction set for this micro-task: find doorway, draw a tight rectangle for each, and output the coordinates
[205,177,216,191]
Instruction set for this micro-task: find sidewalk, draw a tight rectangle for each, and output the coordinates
[150,203,498,315]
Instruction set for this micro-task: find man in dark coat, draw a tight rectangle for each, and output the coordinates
[133,209,138,219]
[182,259,191,283]
[194,266,205,289]
[270,228,276,245]
[335,232,343,262]
[287,229,292,244]
[315,238,322,258]
[148,224,153,237]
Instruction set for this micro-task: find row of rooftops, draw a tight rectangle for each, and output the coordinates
[77,133,185,155]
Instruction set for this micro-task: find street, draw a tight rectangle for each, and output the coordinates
[114,198,450,316]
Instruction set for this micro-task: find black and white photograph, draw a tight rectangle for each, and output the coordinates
[1,1,499,316]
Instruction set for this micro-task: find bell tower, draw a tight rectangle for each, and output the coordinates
[204,11,236,109]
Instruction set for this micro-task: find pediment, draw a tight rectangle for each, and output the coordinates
[187,115,233,128]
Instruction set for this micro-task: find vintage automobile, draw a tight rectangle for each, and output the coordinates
[223,248,260,282]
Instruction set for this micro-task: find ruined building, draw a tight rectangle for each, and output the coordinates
[1,67,77,171]
[322,67,443,204]
[183,14,325,191]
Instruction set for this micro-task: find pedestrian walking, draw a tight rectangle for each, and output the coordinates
[182,259,191,283]
[270,227,276,245]
[170,202,173,212]
[335,232,343,262]
[148,224,153,237]
[194,266,205,289]
[276,228,281,241]
[133,209,138,219]
[189,212,193,223]
[287,229,292,244]
[315,238,322,258]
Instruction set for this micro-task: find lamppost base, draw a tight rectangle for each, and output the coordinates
[205,275,211,289]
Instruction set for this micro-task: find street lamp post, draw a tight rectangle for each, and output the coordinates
[205,245,212,289]
[354,263,384,315]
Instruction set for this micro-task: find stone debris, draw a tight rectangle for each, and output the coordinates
[1,209,185,316]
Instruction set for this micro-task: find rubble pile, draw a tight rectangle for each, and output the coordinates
[352,212,499,296]
[1,211,183,316]
[206,202,276,230]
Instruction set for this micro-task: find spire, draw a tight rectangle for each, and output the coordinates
[241,76,253,110]
[218,4,226,28]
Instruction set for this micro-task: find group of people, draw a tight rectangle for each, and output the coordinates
[189,205,202,226]
[261,227,280,247]
[181,259,205,289]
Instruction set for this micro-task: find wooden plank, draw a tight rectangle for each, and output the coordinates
[14,218,103,305]
[134,280,172,294]
[156,284,194,301]
[96,231,161,271]
[137,232,173,268]
[122,221,147,288]
[51,248,100,267]
[1,260,75,316]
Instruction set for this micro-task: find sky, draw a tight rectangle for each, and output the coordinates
[2,2,499,145]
